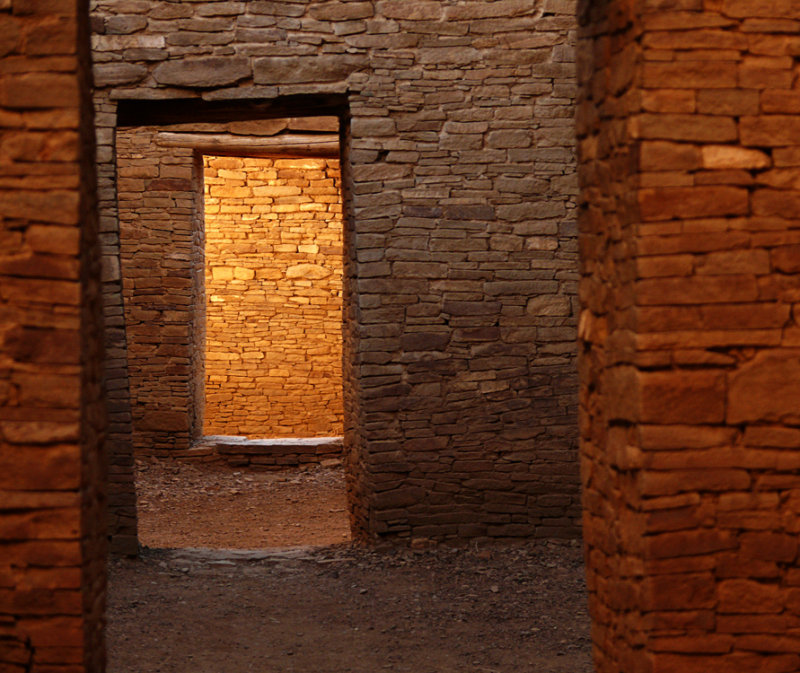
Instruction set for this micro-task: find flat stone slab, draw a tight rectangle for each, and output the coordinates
[199,435,343,454]
[182,436,344,466]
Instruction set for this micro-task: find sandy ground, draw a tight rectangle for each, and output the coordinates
[106,460,593,673]
[134,458,352,549]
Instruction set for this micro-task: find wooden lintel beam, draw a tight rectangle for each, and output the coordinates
[157,132,340,157]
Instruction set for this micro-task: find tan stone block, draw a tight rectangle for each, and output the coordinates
[771,244,800,272]
[723,0,800,18]
[741,532,798,563]
[650,635,734,654]
[638,369,726,424]
[697,88,760,115]
[285,264,331,280]
[739,56,794,89]
[636,275,758,305]
[377,0,442,19]
[702,146,770,170]
[210,266,234,281]
[652,653,800,673]
[0,73,79,109]
[641,89,696,114]
[643,61,738,89]
[640,140,702,172]
[752,189,800,217]
[233,267,254,280]
[139,410,189,431]
[639,186,748,220]
[728,350,800,424]
[635,114,738,142]
[719,579,784,614]
[309,1,373,20]
[153,56,251,88]
[639,424,736,450]
[762,90,800,113]
[742,115,800,146]
[636,254,694,278]
[0,444,80,491]
[646,528,738,558]
[695,249,771,275]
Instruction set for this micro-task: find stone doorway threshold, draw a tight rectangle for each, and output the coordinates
[177,435,343,468]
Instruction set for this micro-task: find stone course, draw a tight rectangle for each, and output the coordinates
[578,1,800,671]
[94,0,581,544]
[204,155,344,439]
[116,126,199,456]
[0,0,107,670]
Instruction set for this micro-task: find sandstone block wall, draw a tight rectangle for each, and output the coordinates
[204,155,344,438]
[0,0,107,670]
[94,0,581,543]
[578,2,800,671]
[116,127,198,455]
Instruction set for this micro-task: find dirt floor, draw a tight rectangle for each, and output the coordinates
[106,460,593,673]
[134,458,352,549]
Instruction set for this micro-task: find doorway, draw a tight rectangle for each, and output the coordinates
[114,109,352,549]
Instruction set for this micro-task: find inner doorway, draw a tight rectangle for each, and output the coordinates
[202,151,345,441]
[114,107,352,549]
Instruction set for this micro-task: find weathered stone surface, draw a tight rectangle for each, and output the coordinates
[105,14,147,34]
[253,55,361,84]
[93,62,147,86]
[153,56,251,87]
[578,2,800,672]
[0,2,109,671]
[93,0,579,552]
[728,351,800,424]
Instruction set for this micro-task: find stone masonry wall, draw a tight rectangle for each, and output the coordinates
[204,155,344,439]
[93,0,581,543]
[0,0,107,670]
[116,127,197,455]
[578,1,800,671]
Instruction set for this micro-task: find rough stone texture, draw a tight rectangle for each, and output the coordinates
[116,126,344,452]
[0,0,107,670]
[4,1,800,669]
[204,155,344,438]
[115,127,197,455]
[577,2,800,672]
[93,0,581,544]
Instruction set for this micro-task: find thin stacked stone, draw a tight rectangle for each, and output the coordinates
[204,155,344,439]
[94,0,581,543]
[578,1,800,671]
[0,0,107,669]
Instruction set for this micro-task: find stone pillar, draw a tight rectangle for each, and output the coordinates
[0,0,107,670]
[578,1,800,671]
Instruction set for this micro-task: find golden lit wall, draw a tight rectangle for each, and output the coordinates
[203,155,344,438]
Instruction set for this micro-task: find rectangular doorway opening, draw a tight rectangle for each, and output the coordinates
[115,109,352,550]
[201,152,345,445]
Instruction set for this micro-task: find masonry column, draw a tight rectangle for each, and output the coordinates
[0,0,106,670]
[578,1,800,671]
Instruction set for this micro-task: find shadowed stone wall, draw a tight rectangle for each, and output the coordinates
[94,0,581,543]
[578,1,800,671]
[116,126,198,455]
[204,155,344,438]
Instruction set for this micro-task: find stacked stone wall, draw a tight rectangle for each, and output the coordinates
[0,0,107,670]
[116,127,198,455]
[578,1,800,671]
[94,0,581,543]
[204,155,344,438]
